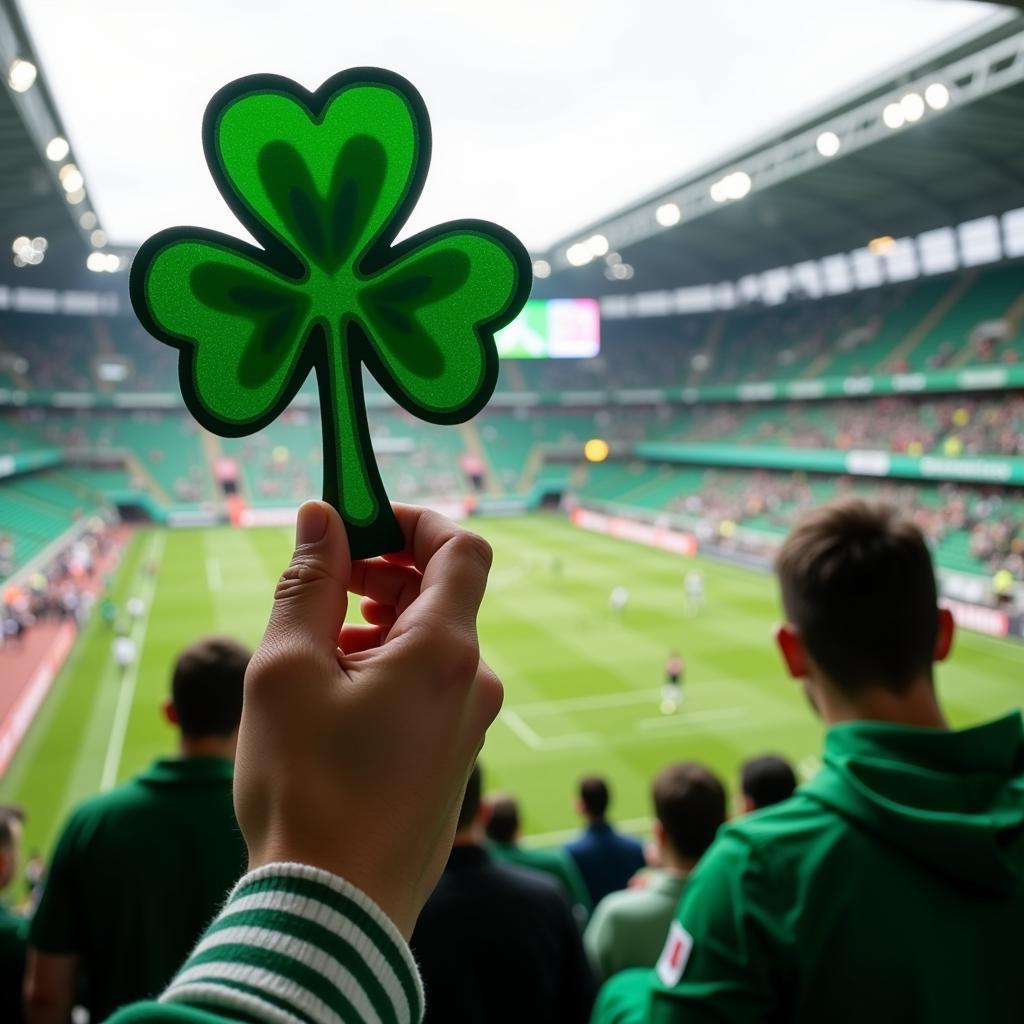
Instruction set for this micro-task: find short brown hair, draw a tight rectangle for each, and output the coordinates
[652,763,726,861]
[0,806,24,853]
[485,794,519,843]
[171,636,251,738]
[579,776,610,818]
[457,762,483,830]
[777,499,938,695]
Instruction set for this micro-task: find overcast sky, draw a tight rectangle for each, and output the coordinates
[20,0,997,252]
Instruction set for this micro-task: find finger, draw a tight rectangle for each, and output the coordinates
[349,558,422,615]
[261,501,351,658]
[359,598,397,628]
[338,623,386,655]
[389,504,492,629]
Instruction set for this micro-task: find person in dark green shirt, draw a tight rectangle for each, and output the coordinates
[486,793,592,924]
[593,499,1024,1024]
[0,806,27,1024]
[25,635,251,1024]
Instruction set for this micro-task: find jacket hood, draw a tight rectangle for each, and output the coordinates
[802,712,1024,895]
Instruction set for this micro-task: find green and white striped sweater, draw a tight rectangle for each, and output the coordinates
[108,863,424,1024]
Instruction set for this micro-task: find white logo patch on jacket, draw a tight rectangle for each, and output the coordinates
[656,921,694,986]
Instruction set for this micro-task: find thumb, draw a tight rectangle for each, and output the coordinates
[262,500,351,657]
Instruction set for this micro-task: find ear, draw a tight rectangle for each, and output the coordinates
[163,700,179,726]
[774,624,808,679]
[479,801,492,828]
[742,795,756,814]
[934,606,955,663]
[652,819,666,848]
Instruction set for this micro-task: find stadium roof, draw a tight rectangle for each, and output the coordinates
[535,9,1024,298]
[0,0,105,290]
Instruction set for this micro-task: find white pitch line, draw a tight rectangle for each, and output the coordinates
[510,680,751,718]
[100,532,165,792]
[635,707,749,732]
[511,688,664,717]
[205,556,222,592]
[500,709,542,749]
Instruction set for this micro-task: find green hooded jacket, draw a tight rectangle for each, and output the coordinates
[593,712,1024,1024]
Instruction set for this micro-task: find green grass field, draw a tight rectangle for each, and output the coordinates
[2,514,1021,862]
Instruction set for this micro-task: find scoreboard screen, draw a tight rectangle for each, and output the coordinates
[495,298,600,359]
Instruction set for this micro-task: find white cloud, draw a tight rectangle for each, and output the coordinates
[20,0,994,250]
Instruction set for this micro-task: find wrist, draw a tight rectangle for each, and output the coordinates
[247,843,419,938]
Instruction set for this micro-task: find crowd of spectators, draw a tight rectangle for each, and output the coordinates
[0,519,117,651]
[667,471,1024,587]
[0,497,1014,1024]
[659,393,1024,457]
[4,265,1024,401]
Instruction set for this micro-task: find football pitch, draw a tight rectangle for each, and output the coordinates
[3,514,1022,861]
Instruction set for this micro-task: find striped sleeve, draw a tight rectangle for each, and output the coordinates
[158,862,425,1024]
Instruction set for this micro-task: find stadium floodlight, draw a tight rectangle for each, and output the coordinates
[925,82,950,111]
[724,171,751,200]
[12,235,45,266]
[901,92,925,123]
[104,253,121,272]
[868,235,895,255]
[7,58,37,93]
[816,131,841,158]
[46,137,70,162]
[566,242,592,266]
[532,258,551,279]
[710,180,728,203]
[65,187,86,205]
[59,164,85,193]
[79,211,98,230]
[656,202,681,227]
[586,233,609,258]
[882,103,905,129]
[90,229,108,248]
[86,252,105,272]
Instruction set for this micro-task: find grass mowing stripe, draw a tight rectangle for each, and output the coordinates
[0,531,146,867]
[100,531,166,791]
[8,514,1022,859]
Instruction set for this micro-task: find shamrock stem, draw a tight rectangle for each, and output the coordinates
[317,319,403,560]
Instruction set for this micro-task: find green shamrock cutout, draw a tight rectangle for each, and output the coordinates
[130,68,531,559]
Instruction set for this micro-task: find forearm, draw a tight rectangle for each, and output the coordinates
[108,863,425,1024]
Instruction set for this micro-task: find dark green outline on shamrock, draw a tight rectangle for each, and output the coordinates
[129,68,531,559]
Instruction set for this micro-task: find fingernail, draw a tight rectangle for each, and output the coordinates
[296,502,328,545]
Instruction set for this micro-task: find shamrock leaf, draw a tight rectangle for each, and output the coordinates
[130,69,531,558]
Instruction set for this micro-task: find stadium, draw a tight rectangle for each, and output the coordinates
[1,2,1023,1022]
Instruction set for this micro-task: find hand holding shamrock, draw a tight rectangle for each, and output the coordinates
[131,69,531,558]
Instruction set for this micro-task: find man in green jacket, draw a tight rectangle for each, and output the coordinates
[487,793,592,924]
[26,636,251,1023]
[593,498,1024,1023]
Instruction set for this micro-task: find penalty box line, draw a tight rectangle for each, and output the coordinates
[499,690,754,751]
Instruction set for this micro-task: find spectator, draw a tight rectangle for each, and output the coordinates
[486,792,591,923]
[566,776,645,906]
[738,754,797,812]
[26,636,251,1023]
[412,763,594,1023]
[0,806,26,1024]
[584,763,725,983]
[593,499,1024,1023]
